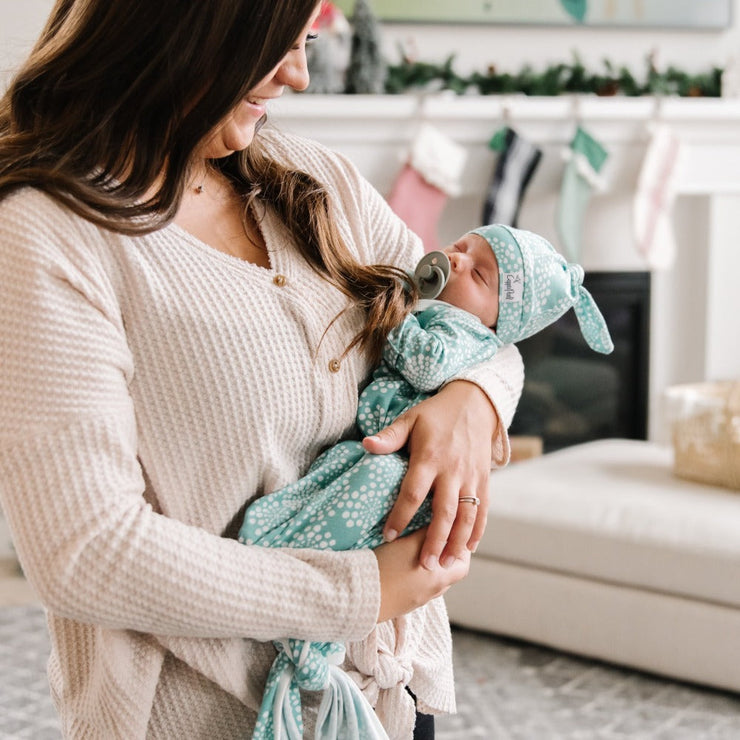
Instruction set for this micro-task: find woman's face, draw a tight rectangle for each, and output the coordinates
[438,233,501,328]
[199,5,321,159]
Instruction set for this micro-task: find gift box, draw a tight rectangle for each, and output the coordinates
[665,381,740,491]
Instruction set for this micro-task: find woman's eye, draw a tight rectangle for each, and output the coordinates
[294,33,319,49]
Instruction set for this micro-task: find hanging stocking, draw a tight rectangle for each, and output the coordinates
[556,126,608,262]
[481,126,542,227]
[560,0,587,22]
[633,123,683,270]
[387,122,467,252]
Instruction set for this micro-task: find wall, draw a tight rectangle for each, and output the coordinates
[1,1,739,437]
[0,0,51,88]
[2,0,740,88]
[378,8,740,77]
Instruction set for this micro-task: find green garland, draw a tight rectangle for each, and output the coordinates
[384,52,723,97]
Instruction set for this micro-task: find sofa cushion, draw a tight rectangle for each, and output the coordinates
[480,439,740,608]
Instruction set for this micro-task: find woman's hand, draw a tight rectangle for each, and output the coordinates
[374,528,470,622]
[363,380,497,571]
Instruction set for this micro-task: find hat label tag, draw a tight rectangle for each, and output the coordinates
[502,271,524,302]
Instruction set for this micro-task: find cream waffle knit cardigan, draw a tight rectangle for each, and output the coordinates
[0,129,523,739]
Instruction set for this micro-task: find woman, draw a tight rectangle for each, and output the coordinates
[0,0,523,737]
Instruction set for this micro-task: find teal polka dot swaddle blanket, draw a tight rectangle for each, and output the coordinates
[240,224,613,739]
[239,303,500,740]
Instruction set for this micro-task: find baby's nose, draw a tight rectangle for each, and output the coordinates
[449,252,469,271]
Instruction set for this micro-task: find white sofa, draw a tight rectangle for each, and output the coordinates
[445,439,740,693]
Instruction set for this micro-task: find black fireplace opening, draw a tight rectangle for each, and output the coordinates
[509,271,650,453]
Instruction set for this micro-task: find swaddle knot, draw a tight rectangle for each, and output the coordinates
[371,653,413,691]
[568,262,585,296]
[281,638,345,692]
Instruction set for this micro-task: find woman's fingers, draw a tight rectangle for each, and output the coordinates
[381,453,435,545]
[432,486,480,568]
[421,465,489,569]
[379,434,487,570]
[366,381,497,568]
[441,475,489,563]
[466,478,489,553]
[374,528,471,623]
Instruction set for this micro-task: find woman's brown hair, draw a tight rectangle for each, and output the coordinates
[0,0,416,361]
[0,0,321,223]
[233,146,418,364]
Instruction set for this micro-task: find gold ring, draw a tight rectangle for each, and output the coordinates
[458,496,481,506]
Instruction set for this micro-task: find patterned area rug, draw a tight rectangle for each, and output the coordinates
[0,606,61,739]
[2,605,740,739]
[438,629,740,739]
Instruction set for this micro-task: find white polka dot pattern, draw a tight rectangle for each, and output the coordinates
[470,224,614,354]
[240,302,502,740]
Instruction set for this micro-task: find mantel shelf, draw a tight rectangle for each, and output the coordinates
[270,94,740,196]
[272,94,740,140]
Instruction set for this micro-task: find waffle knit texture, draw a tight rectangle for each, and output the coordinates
[0,128,524,739]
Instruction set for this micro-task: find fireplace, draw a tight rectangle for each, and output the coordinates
[509,271,650,452]
[271,94,740,443]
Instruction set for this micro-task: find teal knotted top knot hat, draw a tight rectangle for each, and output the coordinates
[469,224,614,354]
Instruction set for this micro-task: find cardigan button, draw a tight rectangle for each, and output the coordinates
[328,358,341,373]
[273,274,287,287]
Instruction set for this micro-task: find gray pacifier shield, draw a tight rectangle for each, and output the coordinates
[413,251,451,299]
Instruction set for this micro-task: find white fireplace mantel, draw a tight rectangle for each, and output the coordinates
[270,95,740,440]
[272,94,740,195]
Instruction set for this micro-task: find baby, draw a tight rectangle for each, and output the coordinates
[241,224,613,740]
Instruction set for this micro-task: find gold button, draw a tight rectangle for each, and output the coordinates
[273,274,287,287]
[328,358,341,373]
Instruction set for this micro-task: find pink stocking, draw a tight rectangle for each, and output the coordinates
[387,165,451,253]
[386,123,467,253]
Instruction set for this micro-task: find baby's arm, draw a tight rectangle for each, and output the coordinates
[382,304,502,393]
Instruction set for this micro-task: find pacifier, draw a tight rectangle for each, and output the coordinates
[412,251,451,299]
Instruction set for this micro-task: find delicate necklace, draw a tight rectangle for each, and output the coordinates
[188,169,265,258]
[191,166,210,195]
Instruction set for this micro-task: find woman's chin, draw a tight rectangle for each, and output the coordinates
[208,125,258,157]
[224,135,255,155]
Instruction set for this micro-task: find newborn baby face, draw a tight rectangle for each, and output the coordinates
[438,233,500,328]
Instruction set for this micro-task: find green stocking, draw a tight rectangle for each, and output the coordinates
[556,126,608,262]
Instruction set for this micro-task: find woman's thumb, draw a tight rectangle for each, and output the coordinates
[362,416,411,454]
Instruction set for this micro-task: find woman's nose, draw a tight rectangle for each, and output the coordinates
[277,50,311,92]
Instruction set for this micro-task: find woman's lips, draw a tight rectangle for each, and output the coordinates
[244,98,267,116]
